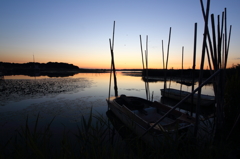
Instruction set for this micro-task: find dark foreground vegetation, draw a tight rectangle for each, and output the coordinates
[0,65,239,159]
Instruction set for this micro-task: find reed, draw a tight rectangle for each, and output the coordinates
[1,105,239,159]
[224,65,240,141]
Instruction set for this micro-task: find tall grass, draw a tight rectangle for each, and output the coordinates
[224,65,240,146]
[0,106,239,159]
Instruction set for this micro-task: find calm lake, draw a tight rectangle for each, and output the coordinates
[0,72,214,137]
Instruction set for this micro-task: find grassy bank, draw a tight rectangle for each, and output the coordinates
[0,109,239,159]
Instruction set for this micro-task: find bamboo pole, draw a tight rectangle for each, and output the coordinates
[206,43,213,71]
[166,27,171,71]
[145,49,149,100]
[225,25,232,68]
[140,35,148,100]
[221,35,225,69]
[200,0,217,70]
[162,40,165,69]
[217,14,221,67]
[191,23,197,116]
[180,47,184,97]
[112,21,115,51]
[224,8,227,68]
[211,14,218,68]
[161,40,165,102]
[108,45,113,108]
[194,0,211,137]
[140,35,145,70]
[163,27,172,91]
[207,32,217,70]
[110,21,118,97]
[145,35,150,100]
[218,12,224,68]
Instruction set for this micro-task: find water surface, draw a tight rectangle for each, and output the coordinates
[0,72,214,136]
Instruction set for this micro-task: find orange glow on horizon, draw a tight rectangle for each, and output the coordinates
[1,56,238,70]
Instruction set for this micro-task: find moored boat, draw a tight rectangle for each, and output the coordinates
[107,95,195,146]
[160,88,215,106]
[176,80,196,86]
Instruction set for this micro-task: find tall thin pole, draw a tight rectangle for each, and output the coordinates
[162,40,165,69]
[225,25,232,69]
[140,35,145,70]
[180,46,184,95]
[110,21,118,97]
[164,27,172,91]
[191,23,197,117]
[166,27,172,71]
[145,35,150,100]
[224,8,227,69]
[108,48,113,110]
[194,0,211,137]
[211,14,218,68]
[200,0,217,70]
[140,35,148,100]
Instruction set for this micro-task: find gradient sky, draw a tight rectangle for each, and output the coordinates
[1,0,239,69]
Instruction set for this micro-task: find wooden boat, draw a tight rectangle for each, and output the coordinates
[160,88,215,106]
[107,95,195,146]
[176,80,195,86]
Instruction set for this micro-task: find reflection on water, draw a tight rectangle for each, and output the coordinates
[0,72,214,137]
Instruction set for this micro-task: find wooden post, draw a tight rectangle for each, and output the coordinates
[164,27,172,91]
[191,23,197,116]
[140,35,148,100]
[180,46,184,98]
[162,40,165,70]
[109,21,118,97]
[140,35,145,70]
[145,36,150,100]
[194,0,211,137]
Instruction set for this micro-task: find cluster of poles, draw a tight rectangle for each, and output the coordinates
[108,0,232,139]
[139,35,151,101]
[140,27,172,101]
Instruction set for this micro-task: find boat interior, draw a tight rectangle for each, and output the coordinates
[115,95,192,130]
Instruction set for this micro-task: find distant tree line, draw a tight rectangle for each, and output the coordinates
[0,62,80,76]
[0,62,79,71]
[0,62,109,76]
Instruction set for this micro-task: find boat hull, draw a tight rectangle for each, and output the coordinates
[107,95,195,146]
[160,88,215,106]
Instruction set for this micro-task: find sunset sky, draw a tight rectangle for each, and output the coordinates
[0,0,239,69]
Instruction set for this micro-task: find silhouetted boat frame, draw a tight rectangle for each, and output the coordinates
[107,95,195,145]
[160,88,215,106]
[176,80,196,86]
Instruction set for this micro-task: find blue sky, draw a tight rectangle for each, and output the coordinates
[0,0,239,69]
